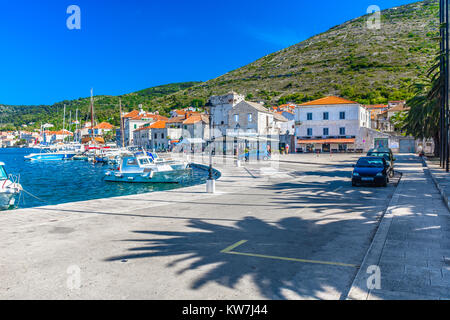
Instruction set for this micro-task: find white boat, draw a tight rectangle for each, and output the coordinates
[24,150,77,161]
[105,154,191,183]
[0,162,22,210]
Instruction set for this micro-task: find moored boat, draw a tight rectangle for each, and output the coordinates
[24,151,77,161]
[0,162,22,210]
[104,155,191,183]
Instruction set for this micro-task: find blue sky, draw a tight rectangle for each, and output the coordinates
[0,0,419,105]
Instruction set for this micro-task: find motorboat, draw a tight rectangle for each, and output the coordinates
[137,151,187,171]
[0,162,22,210]
[24,150,77,161]
[104,155,191,183]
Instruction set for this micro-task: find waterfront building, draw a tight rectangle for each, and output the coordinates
[295,96,371,153]
[364,104,389,129]
[209,92,245,136]
[149,120,169,151]
[180,114,210,153]
[122,107,168,147]
[133,125,152,150]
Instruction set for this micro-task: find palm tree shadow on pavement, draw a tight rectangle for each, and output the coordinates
[104,215,378,300]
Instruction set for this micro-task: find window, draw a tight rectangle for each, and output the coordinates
[307,113,313,121]
[154,133,158,139]
[340,112,346,120]
[162,133,164,139]
[323,128,329,136]
[134,124,137,129]
[340,127,346,135]
[248,113,252,122]
[323,112,329,120]
[0,166,7,179]
[234,114,239,122]
[307,128,313,136]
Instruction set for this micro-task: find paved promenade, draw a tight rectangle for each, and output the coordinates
[1,153,449,300]
[349,155,450,300]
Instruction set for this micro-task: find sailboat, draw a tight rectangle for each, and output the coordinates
[24,105,79,161]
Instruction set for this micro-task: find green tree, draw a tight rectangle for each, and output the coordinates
[398,55,441,156]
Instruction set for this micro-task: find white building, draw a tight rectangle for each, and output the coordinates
[295,96,371,153]
[122,108,168,147]
[227,101,279,137]
[209,92,245,135]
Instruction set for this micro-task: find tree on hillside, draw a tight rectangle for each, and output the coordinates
[393,55,441,156]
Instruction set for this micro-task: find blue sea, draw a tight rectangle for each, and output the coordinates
[0,148,211,210]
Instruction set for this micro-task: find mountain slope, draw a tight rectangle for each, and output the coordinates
[0,82,201,130]
[150,0,439,107]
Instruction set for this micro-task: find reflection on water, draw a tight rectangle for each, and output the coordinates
[0,148,211,210]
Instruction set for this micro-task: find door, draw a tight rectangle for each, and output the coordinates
[399,139,415,153]
[322,144,331,153]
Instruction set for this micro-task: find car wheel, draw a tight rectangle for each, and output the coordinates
[352,180,357,187]
[383,178,388,187]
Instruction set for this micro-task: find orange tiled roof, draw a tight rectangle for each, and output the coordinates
[388,104,410,112]
[167,116,185,123]
[123,110,140,118]
[300,96,358,106]
[183,114,209,125]
[94,122,114,130]
[150,120,166,129]
[44,130,73,136]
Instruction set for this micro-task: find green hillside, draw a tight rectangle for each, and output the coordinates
[0,0,440,130]
[0,82,201,131]
[149,0,439,107]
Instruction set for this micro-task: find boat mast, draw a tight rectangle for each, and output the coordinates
[62,104,66,144]
[90,88,95,139]
[90,88,97,164]
[119,97,125,148]
[68,110,72,142]
[75,108,79,143]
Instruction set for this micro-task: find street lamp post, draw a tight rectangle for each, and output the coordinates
[235,123,241,167]
[205,101,215,193]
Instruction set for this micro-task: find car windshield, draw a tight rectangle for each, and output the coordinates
[357,158,385,168]
[368,152,390,160]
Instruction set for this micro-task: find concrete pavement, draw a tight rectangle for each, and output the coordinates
[2,153,445,300]
[0,153,398,300]
[348,155,450,300]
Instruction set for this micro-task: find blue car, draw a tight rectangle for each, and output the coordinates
[238,149,271,161]
[352,157,389,187]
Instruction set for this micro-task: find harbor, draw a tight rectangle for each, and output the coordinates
[0,148,215,210]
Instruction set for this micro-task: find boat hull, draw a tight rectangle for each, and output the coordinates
[25,153,76,161]
[0,192,17,210]
[105,168,192,183]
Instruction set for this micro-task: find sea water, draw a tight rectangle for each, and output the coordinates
[0,148,212,210]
